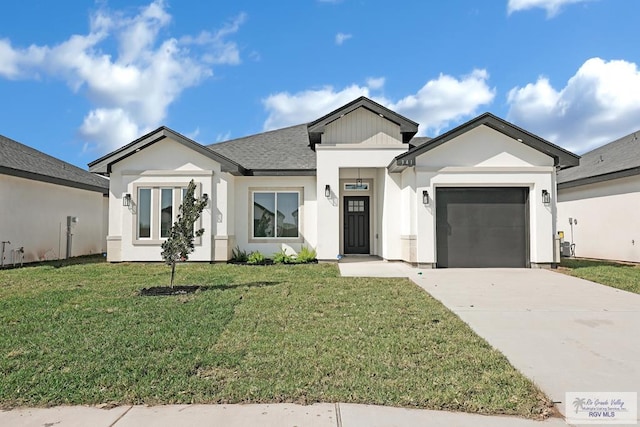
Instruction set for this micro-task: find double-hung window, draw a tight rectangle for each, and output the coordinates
[252,191,300,239]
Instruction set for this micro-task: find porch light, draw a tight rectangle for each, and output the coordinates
[542,189,551,204]
[356,178,363,187]
[325,185,331,198]
[422,190,430,205]
[122,193,132,207]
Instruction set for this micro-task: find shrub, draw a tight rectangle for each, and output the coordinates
[247,251,266,265]
[231,246,248,263]
[296,246,317,263]
[273,249,294,264]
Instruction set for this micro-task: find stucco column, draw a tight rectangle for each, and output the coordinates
[316,158,340,260]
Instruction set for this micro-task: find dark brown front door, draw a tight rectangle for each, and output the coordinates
[344,196,370,254]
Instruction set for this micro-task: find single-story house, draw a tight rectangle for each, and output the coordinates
[557,130,640,263]
[89,97,579,268]
[0,134,109,265]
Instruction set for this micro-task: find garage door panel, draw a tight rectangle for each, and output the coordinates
[436,188,529,268]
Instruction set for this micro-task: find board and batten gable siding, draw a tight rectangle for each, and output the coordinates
[557,174,640,263]
[322,108,403,145]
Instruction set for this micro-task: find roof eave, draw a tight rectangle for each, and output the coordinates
[395,113,580,168]
[88,127,245,176]
[0,166,109,194]
[558,166,640,189]
[245,169,317,176]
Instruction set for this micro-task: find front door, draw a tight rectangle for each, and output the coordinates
[344,196,370,254]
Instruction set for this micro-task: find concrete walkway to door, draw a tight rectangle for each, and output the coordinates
[339,259,640,422]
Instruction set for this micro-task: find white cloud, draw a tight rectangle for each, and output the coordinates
[507,0,593,17]
[0,1,246,154]
[262,70,495,134]
[215,131,232,142]
[335,33,352,45]
[79,108,142,151]
[185,127,201,140]
[391,69,495,135]
[181,13,246,65]
[507,57,640,153]
[366,77,385,90]
[262,85,372,130]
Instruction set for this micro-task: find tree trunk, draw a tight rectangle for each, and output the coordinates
[170,261,176,288]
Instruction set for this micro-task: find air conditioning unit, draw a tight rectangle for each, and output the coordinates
[561,242,573,257]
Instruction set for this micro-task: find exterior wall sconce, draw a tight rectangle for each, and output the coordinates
[542,189,551,204]
[356,178,362,187]
[422,190,430,205]
[325,185,331,198]
[122,193,132,207]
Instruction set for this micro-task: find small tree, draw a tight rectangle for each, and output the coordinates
[161,180,208,287]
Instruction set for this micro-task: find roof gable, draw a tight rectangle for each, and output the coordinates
[88,126,245,176]
[0,134,108,194]
[389,113,580,172]
[558,130,640,188]
[307,96,418,145]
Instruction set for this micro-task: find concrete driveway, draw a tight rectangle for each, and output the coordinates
[411,268,640,421]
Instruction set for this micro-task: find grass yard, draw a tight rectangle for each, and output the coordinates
[0,258,551,418]
[560,258,640,294]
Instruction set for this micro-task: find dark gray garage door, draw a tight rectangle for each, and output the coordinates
[436,187,529,268]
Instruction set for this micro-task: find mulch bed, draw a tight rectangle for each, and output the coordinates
[139,285,201,296]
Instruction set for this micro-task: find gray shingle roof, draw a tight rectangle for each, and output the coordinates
[0,134,108,194]
[208,124,316,174]
[557,130,640,188]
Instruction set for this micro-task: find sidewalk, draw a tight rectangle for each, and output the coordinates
[0,403,569,426]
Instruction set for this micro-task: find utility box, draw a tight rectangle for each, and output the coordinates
[561,242,573,257]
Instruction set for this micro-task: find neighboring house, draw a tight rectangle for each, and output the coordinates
[89,97,579,268]
[0,134,109,265]
[557,130,640,263]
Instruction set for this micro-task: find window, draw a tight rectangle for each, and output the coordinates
[134,183,203,243]
[347,199,366,212]
[138,188,151,238]
[253,191,299,238]
[344,182,369,191]
[160,188,173,238]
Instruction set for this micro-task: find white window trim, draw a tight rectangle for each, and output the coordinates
[248,187,304,243]
[132,182,205,246]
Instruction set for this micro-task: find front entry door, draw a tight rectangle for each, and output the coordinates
[344,196,370,254]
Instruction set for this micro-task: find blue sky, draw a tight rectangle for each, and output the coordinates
[1,0,639,168]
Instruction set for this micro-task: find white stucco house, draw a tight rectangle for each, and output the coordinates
[89,97,579,268]
[0,134,109,266]
[557,130,640,263]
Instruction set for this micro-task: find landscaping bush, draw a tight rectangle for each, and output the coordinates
[231,246,248,263]
[296,246,318,263]
[247,251,266,265]
[273,249,294,264]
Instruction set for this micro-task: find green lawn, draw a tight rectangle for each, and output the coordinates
[560,258,640,294]
[0,258,551,418]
